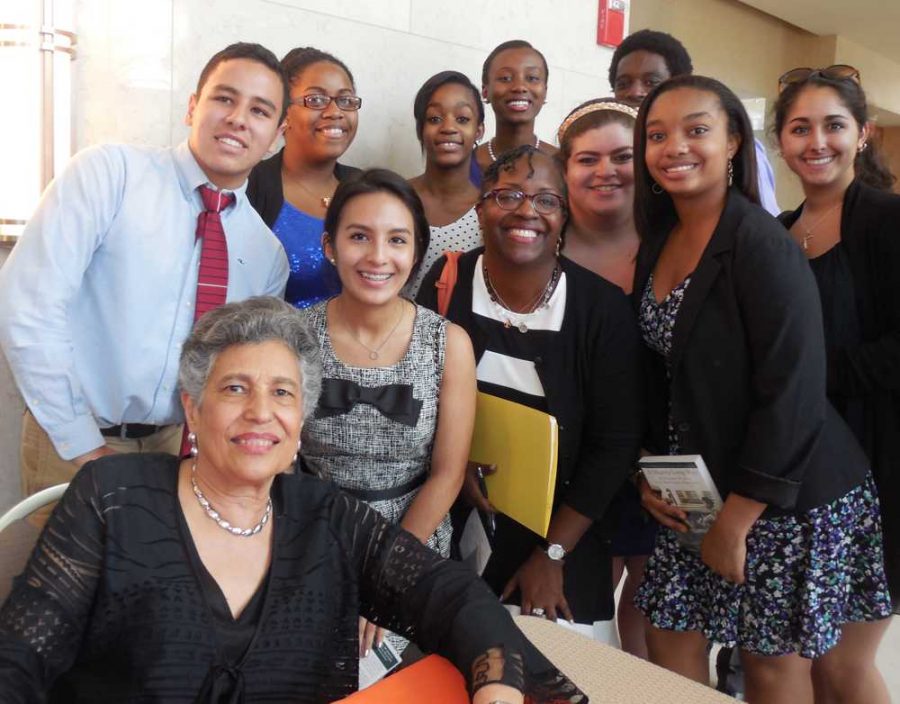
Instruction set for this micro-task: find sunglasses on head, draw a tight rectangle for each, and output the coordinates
[778,64,860,92]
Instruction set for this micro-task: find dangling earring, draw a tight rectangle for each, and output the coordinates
[188,432,198,458]
[292,440,301,463]
[555,237,563,258]
[727,159,734,187]
[651,182,664,195]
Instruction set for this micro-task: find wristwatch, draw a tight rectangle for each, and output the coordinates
[542,541,566,561]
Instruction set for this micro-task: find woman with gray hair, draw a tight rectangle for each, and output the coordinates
[0,297,583,704]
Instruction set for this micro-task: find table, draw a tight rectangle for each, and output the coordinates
[513,615,736,703]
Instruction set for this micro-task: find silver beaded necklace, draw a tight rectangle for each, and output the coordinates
[191,463,272,537]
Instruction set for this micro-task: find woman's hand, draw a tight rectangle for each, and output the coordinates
[358,616,385,658]
[501,549,573,622]
[462,462,496,514]
[700,514,748,584]
[699,492,765,584]
[638,475,689,532]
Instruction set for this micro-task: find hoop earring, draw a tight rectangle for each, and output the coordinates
[188,432,198,458]
[651,182,664,195]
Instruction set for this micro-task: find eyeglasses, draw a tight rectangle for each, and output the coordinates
[481,188,567,215]
[293,94,363,111]
[778,65,860,92]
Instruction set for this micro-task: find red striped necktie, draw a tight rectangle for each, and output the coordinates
[194,185,235,321]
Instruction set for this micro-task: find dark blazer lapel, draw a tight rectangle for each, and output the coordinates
[668,191,744,372]
[633,232,667,311]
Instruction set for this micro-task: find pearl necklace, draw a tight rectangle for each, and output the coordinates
[487,134,540,162]
[191,463,272,537]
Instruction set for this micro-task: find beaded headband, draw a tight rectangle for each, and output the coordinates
[557,101,639,145]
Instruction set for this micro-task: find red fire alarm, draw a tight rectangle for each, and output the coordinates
[598,0,627,48]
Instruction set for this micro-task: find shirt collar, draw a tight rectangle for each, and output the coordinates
[173,140,249,204]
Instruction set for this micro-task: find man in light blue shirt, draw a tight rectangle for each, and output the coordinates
[0,42,290,495]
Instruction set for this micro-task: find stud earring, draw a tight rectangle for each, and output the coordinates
[188,432,198,458]
[727,159,734,187]
[858,142,868,154]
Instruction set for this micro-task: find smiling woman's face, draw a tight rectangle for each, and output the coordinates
[477,153,566,269]
[183,340,303,487]
[284,60,359,163]
[644,86,738,201]
[565,121,635,221]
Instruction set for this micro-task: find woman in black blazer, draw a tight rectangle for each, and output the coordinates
[631,75,891,704]
[773,68,900,624]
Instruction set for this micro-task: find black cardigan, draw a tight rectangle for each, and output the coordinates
[418,249,644,522]
[418,251,643,621]
[779,179,900,608]
[0,455,584,703]
[246,148,361,227]
[634,190,869,515]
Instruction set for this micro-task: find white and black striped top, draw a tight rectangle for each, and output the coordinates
[472,254,567,411]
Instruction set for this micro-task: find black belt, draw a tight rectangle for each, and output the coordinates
[100,423,170,440]
[342,472,428,502]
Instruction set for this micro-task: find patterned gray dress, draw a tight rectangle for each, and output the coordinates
[300,301,451,558]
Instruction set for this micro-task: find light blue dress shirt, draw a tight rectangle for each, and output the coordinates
[0,141,289,460]
[755,137,780,216]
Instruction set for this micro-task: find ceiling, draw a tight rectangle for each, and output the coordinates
[739,0,900,65]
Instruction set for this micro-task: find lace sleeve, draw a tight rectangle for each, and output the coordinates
[0,466,106,700]
[335,493,587,702]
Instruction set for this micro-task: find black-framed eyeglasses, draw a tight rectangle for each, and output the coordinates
[293,94,363,111]
[480,188,567,215]
[778,64,860,92]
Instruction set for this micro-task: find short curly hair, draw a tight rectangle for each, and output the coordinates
[608,29,693,90]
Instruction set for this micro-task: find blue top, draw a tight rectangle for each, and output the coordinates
[0,141,289,460]
[272,201,340,308]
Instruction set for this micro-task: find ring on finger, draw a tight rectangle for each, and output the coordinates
[531,607,545,617]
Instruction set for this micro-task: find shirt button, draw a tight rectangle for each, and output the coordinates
[677,421,690,432]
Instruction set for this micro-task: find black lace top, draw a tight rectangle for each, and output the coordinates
[0,454,585,703]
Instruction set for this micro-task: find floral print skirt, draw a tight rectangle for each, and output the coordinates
[635,474,892,658]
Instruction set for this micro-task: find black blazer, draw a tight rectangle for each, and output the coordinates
[246,148,361,228]
[418,249,643,523]
[780,178,900,606]
[635,190,869,514]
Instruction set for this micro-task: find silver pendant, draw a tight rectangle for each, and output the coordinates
[517,322,528,333]
[368,350,379,360]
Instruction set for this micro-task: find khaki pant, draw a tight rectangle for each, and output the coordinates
[20,409,183,496]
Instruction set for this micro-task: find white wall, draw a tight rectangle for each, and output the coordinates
[0,0,619,512]
[73,0,618,171]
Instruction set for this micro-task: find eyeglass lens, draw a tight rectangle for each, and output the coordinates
[493,189,563,214]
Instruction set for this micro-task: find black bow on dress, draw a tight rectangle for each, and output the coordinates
[315,377,423,427]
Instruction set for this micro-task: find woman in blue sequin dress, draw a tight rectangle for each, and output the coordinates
[248,47,361,308]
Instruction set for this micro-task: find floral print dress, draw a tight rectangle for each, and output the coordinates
[634,274,891,657]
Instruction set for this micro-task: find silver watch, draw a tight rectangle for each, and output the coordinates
[544,542,566,561]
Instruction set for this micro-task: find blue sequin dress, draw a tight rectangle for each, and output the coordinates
[271,201,340,309]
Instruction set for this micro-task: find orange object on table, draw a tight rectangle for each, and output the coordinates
[336,654,468,703]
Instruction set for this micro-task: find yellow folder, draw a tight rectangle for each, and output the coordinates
[468,392,558,537]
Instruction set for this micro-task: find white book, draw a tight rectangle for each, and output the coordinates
[638,454,723,552]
